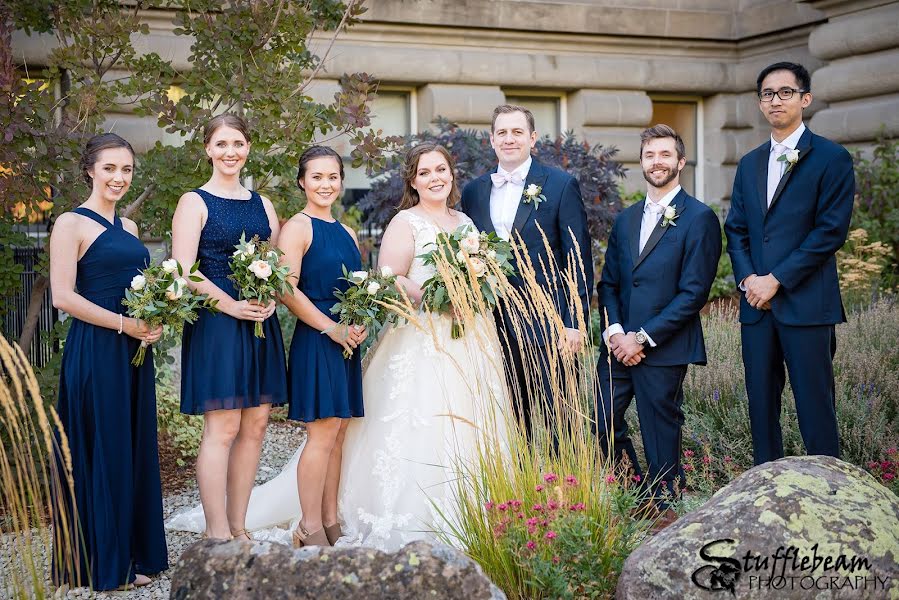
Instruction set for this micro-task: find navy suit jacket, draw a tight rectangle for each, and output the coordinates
[599,189,722,366]
[461,158,594,336]
[724,128,855,326]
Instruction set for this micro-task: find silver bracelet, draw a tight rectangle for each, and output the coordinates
[118,313,124,335]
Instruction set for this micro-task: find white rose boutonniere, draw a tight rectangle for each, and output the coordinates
[777,149,801,173]
[522,183,547,208]
[661,205,679,228]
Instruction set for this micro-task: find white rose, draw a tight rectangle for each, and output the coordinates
[460,234,480,254]
[366,281,381,294]
[130,274,146,290]
[664,205,677,220]
[467,256,487,278]
[379,265,393,278]
[456,250,467,263]
[161,258,179,274]
[786,149,800,163]
[249,259,272,280]
[349,270,368,284]
[165,278,186,301]
[526,183,540,196]
[486,249,497,260]
[245,242,256,255]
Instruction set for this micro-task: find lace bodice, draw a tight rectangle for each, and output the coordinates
[394,209,474,287]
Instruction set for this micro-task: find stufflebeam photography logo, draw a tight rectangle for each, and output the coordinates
[691,539,890,595]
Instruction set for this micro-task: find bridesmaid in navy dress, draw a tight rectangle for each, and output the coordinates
[277,146,367,547]
[171,114,287,541]
[49,133,167,590]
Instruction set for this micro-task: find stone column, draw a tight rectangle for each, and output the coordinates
[417,84,505,131]
[806,1,899,148]
[567,89,653,192]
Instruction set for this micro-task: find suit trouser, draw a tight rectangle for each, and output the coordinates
[595,356,688,505]
[741,311,839,465]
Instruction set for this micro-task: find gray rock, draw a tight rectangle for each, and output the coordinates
[617,456,899,599]
[169,539,505,599]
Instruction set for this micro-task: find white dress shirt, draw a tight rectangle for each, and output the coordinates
[602,185,682,349]
[767,122,805,207]
[490,156,531,240]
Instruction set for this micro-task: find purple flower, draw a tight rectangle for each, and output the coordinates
[535,484,544,492]
[543,473,558,483]
[565,475,579,486]
[545,530,557,540]
[526,540,537,550]
[484,501,495,510]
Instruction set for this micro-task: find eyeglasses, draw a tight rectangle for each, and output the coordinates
[758,88,807,102]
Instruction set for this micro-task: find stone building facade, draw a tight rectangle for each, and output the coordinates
[12,0,899,205]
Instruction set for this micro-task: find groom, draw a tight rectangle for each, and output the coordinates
[596,125,721,525]
[461,104,593,440]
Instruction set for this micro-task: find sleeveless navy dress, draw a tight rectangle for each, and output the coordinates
[287,216,364,421]
[180,189,287,414]
[53,207,168,590]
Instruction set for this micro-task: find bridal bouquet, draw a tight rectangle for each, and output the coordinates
[228,232,293,338]
[418,224,515,338]
[330,265,403,358]
[122,259,215,366]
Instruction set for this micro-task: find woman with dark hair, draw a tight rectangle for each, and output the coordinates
[169,113,287,541]
[168,143,510,551]
[275,145,366,547]
[50,132,168,590]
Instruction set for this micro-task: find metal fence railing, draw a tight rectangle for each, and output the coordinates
[2,246,59,368]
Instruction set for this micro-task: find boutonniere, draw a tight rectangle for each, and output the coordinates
[661,205,679,228]
[777,149,800,172]
[522,183,546,208]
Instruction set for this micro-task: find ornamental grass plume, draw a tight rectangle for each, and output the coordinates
[0,334,77,598]
[408,225,649,599]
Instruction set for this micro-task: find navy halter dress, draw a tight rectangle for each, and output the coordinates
[53,207,168,590]
[180,189,287,415]
[287,216,364,421]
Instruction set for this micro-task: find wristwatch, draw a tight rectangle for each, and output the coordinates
[634,330,647,345]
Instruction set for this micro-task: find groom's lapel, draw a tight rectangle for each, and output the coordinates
[756,144,769,218]
[627,202,642,268]
[767,128,813,214]
[512,158,548,233]
[634,189,685,270]
[475,170,497,234]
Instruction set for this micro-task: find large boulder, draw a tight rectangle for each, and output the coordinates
[617,456,899,599]
[169,539,505,600]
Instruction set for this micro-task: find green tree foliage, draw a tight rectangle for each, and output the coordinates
[1,0,395,351]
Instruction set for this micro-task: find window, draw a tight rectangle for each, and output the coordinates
[342,90,413,206]
[650,99,700,195]
[503,93,562,139]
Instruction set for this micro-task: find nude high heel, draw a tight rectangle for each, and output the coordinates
[292,523,330,548]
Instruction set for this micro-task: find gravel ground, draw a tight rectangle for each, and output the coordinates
[1,421,306,599]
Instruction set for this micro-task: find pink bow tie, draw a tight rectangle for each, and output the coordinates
[491,171,524,188]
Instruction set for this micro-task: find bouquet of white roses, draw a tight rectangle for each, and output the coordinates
[122,259,215,366]
[418,224,516,338]
[330,265,403,358]
[228,232,293,338]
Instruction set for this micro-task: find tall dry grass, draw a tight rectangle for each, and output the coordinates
[0,333,76,598]
[383,227,646,599]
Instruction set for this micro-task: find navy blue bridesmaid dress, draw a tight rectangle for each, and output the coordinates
[287,215,364,421]
[181,189,287,415]
[53,207,168,590]
[180,189,287,415]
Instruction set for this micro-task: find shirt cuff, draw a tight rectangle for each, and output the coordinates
[639,327,657,348]
[602,323,625,345]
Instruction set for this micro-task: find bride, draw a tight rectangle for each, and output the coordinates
[167,143,510,551]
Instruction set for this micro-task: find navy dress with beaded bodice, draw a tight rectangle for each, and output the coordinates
[53,207,168,590]
[287,215,363,421]
[180,188,287,415]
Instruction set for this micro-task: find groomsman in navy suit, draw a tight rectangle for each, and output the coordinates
[596,125,721,525]
[725,62,854,465]
[461,104,593,440]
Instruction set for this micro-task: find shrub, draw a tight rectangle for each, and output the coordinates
[837,228,891,309]
[155,365,202,466]
[851,135,899,286]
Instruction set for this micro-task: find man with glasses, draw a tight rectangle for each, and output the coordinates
[725,62,855,465]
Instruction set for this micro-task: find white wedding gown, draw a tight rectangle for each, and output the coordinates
[166,209,511,551]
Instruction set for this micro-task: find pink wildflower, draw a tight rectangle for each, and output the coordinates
[683,449,695,458]
[565,475,579,486]
[543,473,559,483]
[517,512,525,519]
[605,474,615,484]
[702,455,712,465]
[868,461,879,469]
[535,484,544,492]
[484,501,495,510]
[552,556,561,564]
[723,456,733,463]
[884,473,895,481]
[532,503,544,512]
[547,500,559,510]
[526,517,539,526]
[632,474,642,483]
[498,502,508,511]
[526,540,536,551]
[683,464,694,472]
[569,503,585,511]
[545,530,557,540]
[510,500,522,509]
